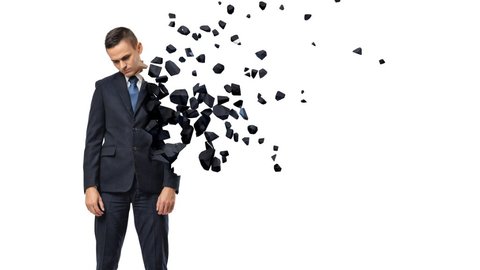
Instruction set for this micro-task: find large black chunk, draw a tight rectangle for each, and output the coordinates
[196,54,206,63]
[190,97,199,109]
[194,115,211,136]
[185,48,194,57]
[181,125,194,144]
[255,50,267,60]
[251,69,258,78]
[199,148,215,170]
[177,25,191,35]
[151,143,185,163]
[257,93,267,105]
[200,25,211,32]
[229,109,239,119]
[170,89,189,105]
[212,104,230,120]
[218,20,227,29]
[217,96,229,105]
[242,137,250,145]
[231,83,241,96]
[148,64,162,78]
[233,100,243,108]
[274,164,282,172]
[275,91,285,101]
[227,4,235,14]
[205,131,219,142]
[247,125,258,134]
[304,14,312,20]
[353,47,362,55]
[165,61,180,76]
[151,57,163,64]
[211,157,221,172]
[259,1,267,10]
[239,108,248,120]
[166,44,176,53]
[213,63,225,74]
[212,29,219,36]
[259,68,267,78]
[204,94,215,108]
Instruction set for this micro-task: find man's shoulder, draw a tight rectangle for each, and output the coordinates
[95,72,122,88]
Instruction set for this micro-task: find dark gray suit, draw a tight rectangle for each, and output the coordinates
[83,72,179,270]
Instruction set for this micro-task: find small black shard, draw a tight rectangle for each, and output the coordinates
[201,108,213,117]
[166,44,177,53]
[224,84,232,93]
[190,97,199,109]
[271,154,277,161]
[246,14,251,18]
[179,57,186,63]
[301,99,307,103]
[233,100,243,108]
[212,29,219,36]
[231,83,241,96]
[194,115,211,136]
[239,108,248,120]
[225,121,232,129]
[196,54,206,63]
[379,59,385,64]
[215,44,220,48]
[256,50,267,60]
[178,115,190,128]
[218,1,222,4]
[217,96,229,105]
[353,47,362,55]
[146,99,160,112]
[151,57,163,65]
[165,60,181,76]
[259,1,267,10]
[176,105,189,113]
[199,148,215,170]
[205,131,219,142]
[158,106,178,125]
[258,138,265,144]
[193,83,207,95]
[245,73,251,78]
[226,129,234,139]
[177,25,191,35]
[200,25,211,32]
[227,4,235,14]
[274,164,282,172]
[304,14,312,20]
[242,137,250,145]
[211,157,221,172]
[204,94,215,108]
[148,64,162,78]
[279,4,284,10]
[186,109,199,118]
[301,90,305,94]
[168,13,176,19]
[335,0,341,2]
[185,48,194,57]
[213,63,225,74]
[229,109,239,119]
[222,156,227,163]
[257,94,267,105]
[145,120,158,132]
[170,89,189,105]
[218,20,227,29]
[220,151,229,156]
[230,35,241,45]
[152,143,186,164]
[312,42,316,46]
[259,68,267,78]
[275,91,285,101]
[181,125,194,144]
[169,21,175,27]
[192,70,197,76]
[233,133,239,142]
[247,125,258,134]
[213,104,230,120]
[251,69,258,78]
[192,33,201,41]
[205,141,214,150]
[273,145,279,151]
[244,67,249,72]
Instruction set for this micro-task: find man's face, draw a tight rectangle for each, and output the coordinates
[106,39,143,77]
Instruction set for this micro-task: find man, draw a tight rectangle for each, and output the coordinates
[84,27,180,270]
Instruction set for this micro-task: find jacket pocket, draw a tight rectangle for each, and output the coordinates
[101,146,116,157]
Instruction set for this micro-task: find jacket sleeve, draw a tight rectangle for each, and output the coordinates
[83,81,105,192]
[163,165,181,194]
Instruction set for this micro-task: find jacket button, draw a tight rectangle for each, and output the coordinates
[133,147,137,151]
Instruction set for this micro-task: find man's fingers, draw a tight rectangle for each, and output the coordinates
[98,196,105,211]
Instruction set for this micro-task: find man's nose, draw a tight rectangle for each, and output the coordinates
[119,61,127,70]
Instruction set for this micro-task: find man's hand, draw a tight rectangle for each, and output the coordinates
[85,186,105,217]
[156,187,176,215]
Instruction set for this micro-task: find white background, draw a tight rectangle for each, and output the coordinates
[1,0,479,269]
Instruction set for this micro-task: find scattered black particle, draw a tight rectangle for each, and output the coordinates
[170,89,189,105]
[245,73,251,78]
[256,50,267,60]
[273,145,279,151]
[231,83,241,96]
[218,20,227,29]
[165,60,181,76]
[246,14,251,18]
[304,14,312,20]
[192,33,201,41]
[217,96,229,105]
[301,90,305,94]
[179,57,186,63]
[259,68,268,78]
[242,137,250,145]
[279,4,284,10]
[200,25,211,32]
[271,154,277,161]
[275,91,285,101]
[244,67,249,72]
[177,25,190,35]
[212,29,220,37]
[226,128,234,139]
[259,1,267,10]
[196,54,206,63]
[204,94,215,108]
[379,59,385,64]
[229,109,239,119]
[169,13,176,19]
[239,107,248,120]
[169,21,175,27]
[227,4,235,14]
[213,63,225,74]
[312,42,316,46]
[258,138,265,144]
[185,48,194,57]
[151,57,163,65]
[224,84,232,94]
[194,115,211,136]
[212,157,221,172]
[257,93,267,105]
[148,64,162,78]
[335,0,341,2]
[231,35,241,45]
[205,131,219,142]
[215,44,220,48]
[274,164,282,172]
[247,125,258,134]
[218,1,222,5]
[353,47,362,55]
[166,44,177,53]
[234,132,239,142]
[192,70,197,77]
[199,147,215,170]
[233,100,243,108]
[251,69,258,78]
[225,121,232,129]
[301,99,307,103]
[155,75,168,84]
[190,97,199,109]
[212,104,230,120]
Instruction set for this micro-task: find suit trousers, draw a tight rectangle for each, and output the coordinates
[95,179,169,270]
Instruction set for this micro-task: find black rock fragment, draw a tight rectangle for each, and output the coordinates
[185,48,194,57]
[224,84,232,93]
[226,129,234,139]
[169,21,175,27]
[177,25,190,35]
[151,143,185,164]
[186,109,199,118]
[204,94,215,108]
[274,164,282,172]
[304,14,312,20]
[335,0,341,2]
[379,59,385,64]
[201,108,213,117]
[279,4,284,10]
[246,14,251,18]
[259,1,267,10]
[213,63,225,74]
[301,90,305,94]
[200,25,211,32]
[233,133,239,142]
[181,125,194,144]
[231,83,241,96]
[259,68,267,78]
[211,157,221,172]
[196,54,206,63]
[225,121,232,129]
[271,154,277,161]
[242,137,250,145]
[205,131,219,142]
[256,50,267,60]
[212,29,219,36]
[179,57,186,63]
[218,20,227,29]
[194,115,211,136]
[258,138,265,144]
[220,151,229,156]
[251,69,258,78]
[148,64,162,78]
[190,97,199,109]
[151,57,163,65]
[227,4,235,14]
[273,145,279,151]
[275,91,285,101]
[353,47,362,55]
[239,108,248,120]
[170,89,188,105]
[312,42,316,46]
[215,44,220,48]
[192,70,197,76]
[192,33,201,41]
[257,94,267,105]
[229,109,239,119]
[247,125,258,134]
[166,44,176,53]
[233,100,243,108]
[165,60,181,76]
[212,104,230,120]
[217,96,229,105]
[231,35,241,45]
[168,13,176,19]
[301,99,307,103]
[199,148,215,170]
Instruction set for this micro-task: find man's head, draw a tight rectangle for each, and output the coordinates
[105,27,144,77]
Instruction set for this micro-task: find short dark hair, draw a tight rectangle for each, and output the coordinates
[105,27,138,49]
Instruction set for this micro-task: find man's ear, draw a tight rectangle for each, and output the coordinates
[137,42,143,54]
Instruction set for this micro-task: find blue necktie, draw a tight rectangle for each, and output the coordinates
[128,76,139,110]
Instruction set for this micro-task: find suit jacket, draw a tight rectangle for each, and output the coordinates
[83,72,180,194]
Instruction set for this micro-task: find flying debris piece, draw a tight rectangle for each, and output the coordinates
[301,90,305,94]
[258,138,265,144]
[227,4,235,14]
[312,42,316,46]
[186,109,199,118]
[271,154,277,161]
[226,128,234,139]
[200,25,211,32]
[199,148,215,170]
[181,125,194,144]
[145,119,159,131]
[193,83,207,95]
[247,125,258,134]
[229,109,239,119]
[231,83,241,95]
[201,108,213,117]
[275,91,285,101]
[234,133,239,142]
[192,70,197,76]
[212,29,219,36]
[259,1,267,10]
[246,14,251,19]
[304,14,312,20]
[148,64,162,78]
[152,143,186,163]
[205,131,219,142]
[179,57,186,63]
[225,121,232,129]
[233,100,243,108]
[379,59,385,64]
[224,84,232,93]
[279,4,284,10]
[222,156,227,163]
[251,69,258,78]
[170,89,189,105]
[218,1,222,4]
[301,99,307,103]
[204,94,215,108]
[220,150,229,156]
[259,68,267,78]
[217,96,229,105]
[230,35,241,45]
[218,20,227,29]
[192,33,201,41]
[335,0,341,2]
[165,60,180,76]
[185,48,194,57]
[151,57,163,64]
[196,54,206,63]
[168,13,176,19]
[190,97,199,109]
[213,63,225,74]
[244,67,249,72]
[169,21,175,27]
[215,44,220,48]
[245,72,251,78]
[242,137,250,145]
[166,44,176,53]
[176,105,189,113]
[273,145,279,151]
[211,157,221,172]
[353,47,362,55]
[257,94,267,105]
[177,25,190,35]
[239,107,248,120]
[255,50,267,60]
[213,104,230,120]
[274,164,282,172]
[194,115,211,136]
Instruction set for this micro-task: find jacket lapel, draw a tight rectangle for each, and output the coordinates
[114,72,135,116]
[134,80,148,116]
